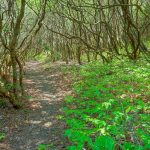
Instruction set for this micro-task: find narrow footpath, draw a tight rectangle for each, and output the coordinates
[0,61,70,150]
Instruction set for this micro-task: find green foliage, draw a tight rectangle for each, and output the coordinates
[0,132,6,141]
[63,60,150,150]
[0,99,7,108]
[122,142,145,150]
[35,53,48,62]
[37,143,53,150]
[92,136,115,150]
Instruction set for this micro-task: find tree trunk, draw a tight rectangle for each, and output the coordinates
[10,51,18,100]
[16,56,24,96]
[77,47,82,65]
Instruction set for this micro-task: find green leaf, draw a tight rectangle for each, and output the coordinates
[123,142,145,150]
[93,136,115,150]
[67,146,77,150]
[0,132,6,141]
[38,144,53,150]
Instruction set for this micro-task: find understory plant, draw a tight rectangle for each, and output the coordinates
[0,132,6,141]
[63,60,150,150]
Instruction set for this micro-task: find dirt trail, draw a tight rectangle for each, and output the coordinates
[0,61,70,150]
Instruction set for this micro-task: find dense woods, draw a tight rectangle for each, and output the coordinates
[0,0,150,150]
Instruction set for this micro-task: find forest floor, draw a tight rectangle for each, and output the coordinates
[0,61,71,150]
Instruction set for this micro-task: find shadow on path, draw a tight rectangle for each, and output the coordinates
[0,61,70,150]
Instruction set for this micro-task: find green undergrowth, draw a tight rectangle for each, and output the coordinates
[34,53,49,62]
[37,143,53,150]
[63,60,150,150]
[0,132,6,141]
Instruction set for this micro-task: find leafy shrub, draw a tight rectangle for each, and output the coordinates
[64,60,150,150]
[0,99,7,108]
[38,143,53,150]
[0,132,6,141]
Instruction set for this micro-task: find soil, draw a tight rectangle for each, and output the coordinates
[0,61,71,150]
